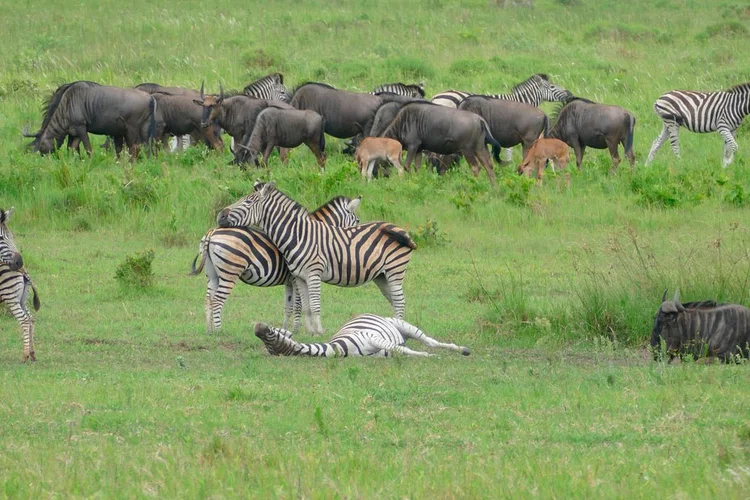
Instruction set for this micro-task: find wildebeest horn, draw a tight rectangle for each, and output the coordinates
[219,82,224,102]
[661,289,668,303]
[673,289,680,304]
[200,80,205,101]
[236,142,252,152]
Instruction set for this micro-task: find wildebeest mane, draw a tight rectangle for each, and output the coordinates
[37,81,100,137]
[681,300,724,310]
[549,96,596,125]
[291,81,336,97]
[726,82,750,94]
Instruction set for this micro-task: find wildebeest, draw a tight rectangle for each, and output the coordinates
[152,92,223,151]
[651,290,750,362]
[459,95,549,163]
[24,81,157,159]
[517,138,570,185]
[235,107,326,168]
[355,137,404,181]
[382,102,500,186]
[342,96,425,155]
[547,98,636,173]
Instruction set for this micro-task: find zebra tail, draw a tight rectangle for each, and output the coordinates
[26,273,40,311]
[660,112,684,127]
[190,235,209,276]
[624,114,635,155]
[382,224,417,250]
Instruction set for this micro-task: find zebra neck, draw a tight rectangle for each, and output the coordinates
[259,195,311,251]
[491,92,540,107]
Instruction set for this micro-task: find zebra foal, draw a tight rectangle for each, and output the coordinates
[646,82,750,167]
[217,182,416,336]
[0,207,40,362]
[254,314,470,358]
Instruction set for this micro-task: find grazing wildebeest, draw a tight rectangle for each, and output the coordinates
[152,92,223,151]
[651,290,750,362]
[254,314,470,358]
[355,137,404,181]
[517,138,570,185]
[426,152,462,175]
[547,98,636,174]
[290,82,384,140]
[24,81,157,159]
[459,95,549,163]
[382,102,500,186]
[235,107,326,168]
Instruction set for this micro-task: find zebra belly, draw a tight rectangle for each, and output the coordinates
[239,268,289,287]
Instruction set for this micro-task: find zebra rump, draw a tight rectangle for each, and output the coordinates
[651,289,750,361]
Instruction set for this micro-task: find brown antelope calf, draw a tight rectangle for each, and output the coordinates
[517,138,570,185]
[355,137,405,181]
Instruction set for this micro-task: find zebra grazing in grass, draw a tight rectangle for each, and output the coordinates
[0,208,40,362]
[242,73,291,103]
[431,74,572,160]
[372,82,425,98]
[217,182,417,336]
[192,195,361,333]
[645,83,750,167]
[254,314,471,358]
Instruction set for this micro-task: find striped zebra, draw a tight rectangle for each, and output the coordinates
[217,182,417,335]
[192,195,361,333]
[254,314,470,357]
[242,73,291,103]
[431,74,572,160]
[645,83,750,167]
[372,82,425,98]
[0,207,40,362]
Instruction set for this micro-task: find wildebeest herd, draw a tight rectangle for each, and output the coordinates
[3,72,750,362]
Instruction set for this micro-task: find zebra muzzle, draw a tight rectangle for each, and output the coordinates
[216,210,231,228]
[7,252,23,271]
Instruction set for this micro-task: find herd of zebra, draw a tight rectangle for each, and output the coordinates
[22,73,750,174]
[4,73,750,362]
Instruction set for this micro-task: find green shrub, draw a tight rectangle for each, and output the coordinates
[115,250,155,288]
[697,21,749,41]
[499,172,535,207]
[412,218,448,248]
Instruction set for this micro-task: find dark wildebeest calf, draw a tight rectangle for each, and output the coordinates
[547,97,636,174]
[382,102,501,186]
[651,289,750,362]
[24,81,156,160]
[236,108,326,168]
[459,95,549,163]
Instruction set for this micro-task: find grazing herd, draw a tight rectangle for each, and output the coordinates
[5,72,750,362]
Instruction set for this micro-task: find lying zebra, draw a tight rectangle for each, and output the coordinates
[254,314,470,357]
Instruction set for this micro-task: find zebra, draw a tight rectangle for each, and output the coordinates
[651,290,750,362]
[431,74,572,160]
[254,314,470,358]
[192,195,361,333]
[0,207,40,362]
[645,82,750,167]
[216,182,416,336]
[242,72,292,103]
[372,82,425,98]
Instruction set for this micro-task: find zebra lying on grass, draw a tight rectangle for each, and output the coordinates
[651,290,750,362]
[0,207,40,362]
[192,195,361,333]
[254,314,470,358]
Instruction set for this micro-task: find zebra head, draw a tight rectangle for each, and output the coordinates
[0,207,24,271]
[254,322,296,355]
[272,83,292,103]
[651,289,685,355]
[531,74,573,104]
[217,181,276,228]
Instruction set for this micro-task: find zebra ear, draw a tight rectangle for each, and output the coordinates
[1,207,13,224]
[661,289,668,303]
[260,181,276,197]
[347,197,361,213]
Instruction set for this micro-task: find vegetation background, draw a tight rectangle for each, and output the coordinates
[1,0,750,496]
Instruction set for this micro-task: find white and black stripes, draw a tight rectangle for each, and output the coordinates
[254,314,470,358]
[646,83,750,167]
[217,182,416,335]
[430,74,571,109]
[372,82,425,98]
[242,73,291,103]
[0,207,40,362]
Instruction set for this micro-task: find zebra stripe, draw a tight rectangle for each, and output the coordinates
[1,208,40,362]
[217,182,417,335]
[430,74,571,109]
[242,73,291,103]
[646,82,750,167]
[372,82,425,98]
[193,196,361,333]
[254,314,470,357]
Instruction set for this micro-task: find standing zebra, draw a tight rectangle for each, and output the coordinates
[192,195,361,333]
[645,83,750,167]
[0,207,40,362]
[255,314,470,358]
[242,73,291,103]
[431,74,572,160]
[372,82,425,98]
[217,182,417,336]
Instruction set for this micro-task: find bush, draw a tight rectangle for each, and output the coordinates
[115,250,155,288]
[412,219,448,248]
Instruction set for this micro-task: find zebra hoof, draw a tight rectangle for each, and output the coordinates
[461,347,471,356]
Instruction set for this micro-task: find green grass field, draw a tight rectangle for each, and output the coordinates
[2,0,750,497]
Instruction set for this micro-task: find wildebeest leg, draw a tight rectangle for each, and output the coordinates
[114,136,124,159]
[404,147,419,171]
[414,151,423,171]
[67,136,81,155]
[573,142,585,170]
[278,147,289,164]
[262,144,274,165]
[606,137,621,174]
[304,141,325,169]
[464,152,481,177]
[475,147,498,187]
[76,128,93,157]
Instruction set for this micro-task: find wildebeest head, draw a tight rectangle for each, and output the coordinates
[651,289,686,354]
[217,181,276,228]
[0,207,24,271]
[193,81,225,128]
[231,143,260,168]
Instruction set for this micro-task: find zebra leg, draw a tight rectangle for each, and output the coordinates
[283,278,294,331]
[374,275,406,319]
[646,123,669,165]
[204,258,236,333]
[294,276,316,335]
[392,318,471,356]
[8,302,35,362]
[667,123,681,158]
[719,127,738,167]
[371,338,432,357]
[306,274,324,335]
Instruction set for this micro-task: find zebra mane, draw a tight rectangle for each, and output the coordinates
[311,196,351,215]
[242,73,284,94]
[257,183,311,216]
[726,82,750,94]
[511,73,549,93]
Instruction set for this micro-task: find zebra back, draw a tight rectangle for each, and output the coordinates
[372,82,425,98]
[243,73,291,102]
[0,207,20,264]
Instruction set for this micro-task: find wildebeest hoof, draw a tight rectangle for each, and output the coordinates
[461,347,471,356]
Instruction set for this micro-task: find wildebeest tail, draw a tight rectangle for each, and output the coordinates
[481,119,501,150]
[147,96,157,145]
[381,224,417,250]
[319,118,327,153]
[624,113,635,155]
[542,114,549,138]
